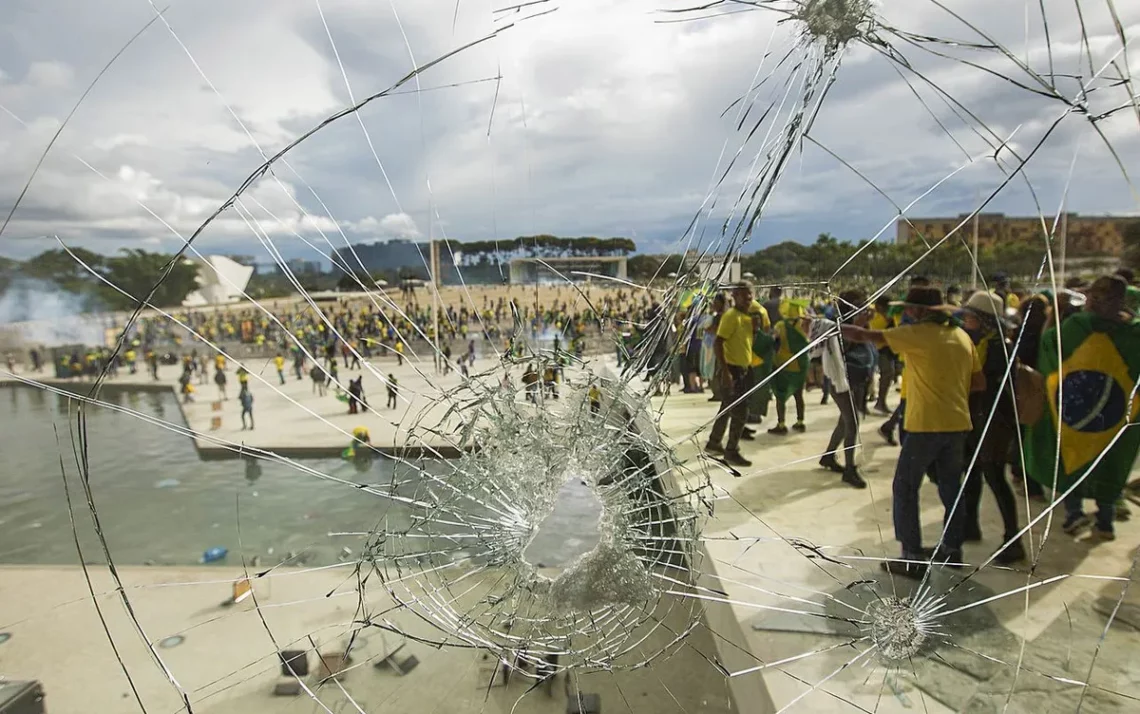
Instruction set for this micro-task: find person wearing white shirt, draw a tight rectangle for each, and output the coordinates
[808,290,874,488]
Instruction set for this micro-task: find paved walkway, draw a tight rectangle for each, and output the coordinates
[655,386,1140,712]
[0,565,736,713]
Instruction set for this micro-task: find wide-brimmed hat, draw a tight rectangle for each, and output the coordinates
[960,290,1004,319]
[889,286,951,310]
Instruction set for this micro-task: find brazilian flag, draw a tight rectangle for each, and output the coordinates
[1025,312,1140,501]
[772,319,809,401]
[750,327,776,418]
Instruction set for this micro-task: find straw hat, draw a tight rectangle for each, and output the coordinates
[961,290,1005,319]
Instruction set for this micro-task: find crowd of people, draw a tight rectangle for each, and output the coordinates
[693,270,1140,577]
[112,287,666,365]
[14,272,1140,579]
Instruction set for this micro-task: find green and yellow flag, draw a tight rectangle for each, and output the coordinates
[1025,312,1140,501]
[772,319,810,400]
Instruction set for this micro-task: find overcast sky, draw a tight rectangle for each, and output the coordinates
[0,0,1137,266]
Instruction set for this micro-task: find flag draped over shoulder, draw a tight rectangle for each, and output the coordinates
[772,319,809,400]
[1024,312,1140,502]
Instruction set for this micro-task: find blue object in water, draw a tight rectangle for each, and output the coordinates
[202,547,228,563]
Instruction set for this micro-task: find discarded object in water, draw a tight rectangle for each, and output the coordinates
[154,478,180,489]
[201,547,228,563]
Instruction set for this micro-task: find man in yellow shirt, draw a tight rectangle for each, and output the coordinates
[274,353,286,385]
[842,287,984,577]
[706,283,755,467]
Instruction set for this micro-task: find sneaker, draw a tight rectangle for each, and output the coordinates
[880,559,926,579]
[1085,524,1112,542]
[819,455,844,473]
[841,468,867,489]
[705,442,724,455]
[792,422,806,433]
[1089,528,1116,543]
[930,548,965,569]
[1063,513,1093,535]
[723,451,752,468]
[878,423,897,446]
[768,424,788,436]
[994,540,1027,564]
[740,431,756,441]
[820,395,829,405]
[1115,499,1131,522]
[743,427,756,436]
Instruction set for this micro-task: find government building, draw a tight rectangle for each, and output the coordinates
[896,213,1131,256]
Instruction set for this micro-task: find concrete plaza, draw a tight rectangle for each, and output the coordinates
[2,351,1139,712]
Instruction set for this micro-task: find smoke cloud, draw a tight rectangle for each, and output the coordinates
[0,278,109,348]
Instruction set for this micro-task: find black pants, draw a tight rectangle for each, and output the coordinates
[876,355,896,410]
[827,383,864,469]
[709,365,749,452]
[962,459,1020,541]
[775,387,805,425]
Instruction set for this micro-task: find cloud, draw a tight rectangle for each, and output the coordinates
[352,212,421,240]
[25,60,73,89]
[0,0,1136,265]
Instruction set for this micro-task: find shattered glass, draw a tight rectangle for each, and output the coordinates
[1,0,1139,712]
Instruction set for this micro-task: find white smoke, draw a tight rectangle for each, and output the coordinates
[0,278,109,348]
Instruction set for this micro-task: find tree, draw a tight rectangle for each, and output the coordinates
[23,248,106,293]
[1123,220,1140,272]
[97,249,200,309]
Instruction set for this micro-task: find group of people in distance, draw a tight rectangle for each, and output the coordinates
[702,270,1140,577]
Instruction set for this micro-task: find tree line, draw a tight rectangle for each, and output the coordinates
[628,228,1139,285]
[4,223,1135,309]
[0,248,200,311]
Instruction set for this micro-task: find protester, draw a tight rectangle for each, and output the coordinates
[239,385,254,430]
[310,364,327,396]
[810,289,872,488]
[705,282,755,467]
[747,299,773,425]
[956,291,1025,564]
[769,299,810,435]
[1025,275,1140,542]
[386,375,399,409]
[347,376,366,414]
[701,294,727,402]
[870,295,896,415]
[842,286,984,577]
[214,366,228,401]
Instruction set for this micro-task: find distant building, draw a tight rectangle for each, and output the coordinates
[508,256,628,284]
[685,251,741,285]
[333,240,431,275]
[183,255,254,306]
[280,258,323,276]
[896,213,1132,256]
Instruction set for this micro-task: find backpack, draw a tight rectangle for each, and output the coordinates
[1014,363,1046,425]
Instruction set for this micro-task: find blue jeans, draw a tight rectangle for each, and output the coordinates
[892,431,969,558]
[1064,492,1115,532]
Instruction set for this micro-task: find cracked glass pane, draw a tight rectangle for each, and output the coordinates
[1,0,1139,712]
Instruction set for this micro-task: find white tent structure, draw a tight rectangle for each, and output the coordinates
[181,255,254,306]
